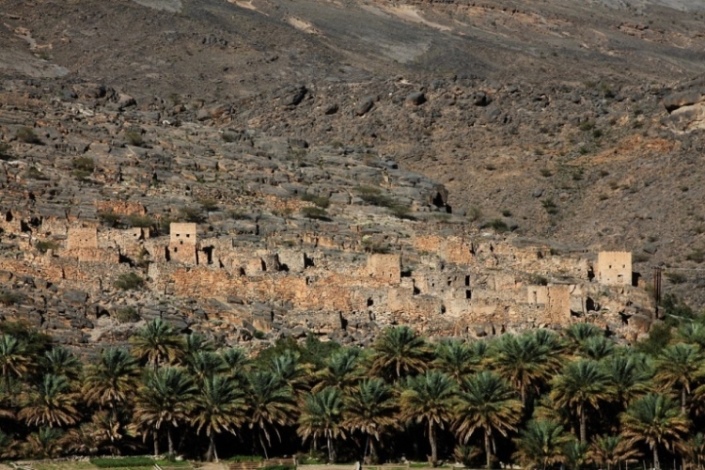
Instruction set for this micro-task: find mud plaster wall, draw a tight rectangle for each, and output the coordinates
[366,253,401,284]
[66,227,98,250]
[596,251,632,286]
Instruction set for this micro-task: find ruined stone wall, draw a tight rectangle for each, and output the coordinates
[0,208,24,235]
[95,200,147,216]
[366,253,401,284]
[412,235,474,265]
[38,217,70,237]
[596,251,632,286]
[66,226,98,250]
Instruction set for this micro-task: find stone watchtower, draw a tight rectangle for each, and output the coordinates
[596,251,632,286]
[168,222,198,265]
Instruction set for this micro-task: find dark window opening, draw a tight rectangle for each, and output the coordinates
[367,298,374,307]
[304,254,314,268]
[465,289,472,299]
[465,275,470,286]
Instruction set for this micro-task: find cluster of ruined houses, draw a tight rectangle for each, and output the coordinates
[0,207,640,330]
[52,223,633,325]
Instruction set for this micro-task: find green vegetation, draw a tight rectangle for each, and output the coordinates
[542,198,559,215]
[481,219,510,233]
[113,272,145,290]
[35,240,60,253]
[0,142,11,160]
[0,318,704,466]
[178,206,207,223]
[16,126,42,144]
[91,457,155,468]
[98,211,154,230]
[0,289,23,306]
[115,306,141,324]
[356,186,395,208]
[301,193,330,209]
[301,206,330,221]
[26,165,49,180]
[125,128,145,147]
[72,157,95,182]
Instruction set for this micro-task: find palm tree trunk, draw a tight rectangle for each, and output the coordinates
[327,434,335,463]
[485,429,492,469]
[153,431,159,457]
[208,434,218,462]
[579,407,586,443]
[429,420,438,467]
[167,427,174,456]
[364,434,370,462]
[653,445,659,470]
[259,431,269,459]
[520,383,526,406]
[682,387,687,415]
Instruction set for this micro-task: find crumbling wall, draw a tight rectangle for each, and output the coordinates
[66,226,98,250]
[95,200,147,216]
[366,253,401,284]
[412,235,474,265]
[596,251,632,286]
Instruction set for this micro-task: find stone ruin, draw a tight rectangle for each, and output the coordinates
[0,203,652,346]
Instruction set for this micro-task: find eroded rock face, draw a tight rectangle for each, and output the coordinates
[663,78,705,133]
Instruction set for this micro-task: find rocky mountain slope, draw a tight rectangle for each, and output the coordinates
[0,0,704,349]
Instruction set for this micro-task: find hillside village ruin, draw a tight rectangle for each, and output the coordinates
[0,199,652,348]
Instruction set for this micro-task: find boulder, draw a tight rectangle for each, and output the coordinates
[355,96,375,116]
[406,91,426,106]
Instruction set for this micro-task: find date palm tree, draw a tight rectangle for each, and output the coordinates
[344,378,399,462]
[602,353,653,408]
[41,347,81,380]
[187,350,227,382]
[579,336,615,361]
[297,387,346,463]
[588,435,641,470]
[564,323,603,351]
[23,427,64,459]
[654,343,704,414]
[269,350,312,395]
[130,318,185,370]
[19,374,79,427]
[513,419,570,470]
[434,339,486,386]
[399,370,457,466]
[620,393,690,470]
[550,359,611,443]
[192,375,247,462]
[492,332,559,405]
[313,347,363,393]
[221,347,250,383]
[83,348,140,415]
[454,371,523,469]
[563,439,589,470]
[684,432,705,470]
[133,367,196,456]
[0,334,31,395]
[246,370,296,459]
[370,326,431,381]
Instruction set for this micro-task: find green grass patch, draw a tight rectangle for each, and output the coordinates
[91,457,155,468]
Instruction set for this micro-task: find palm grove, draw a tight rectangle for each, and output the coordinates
[1,313,705,470]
